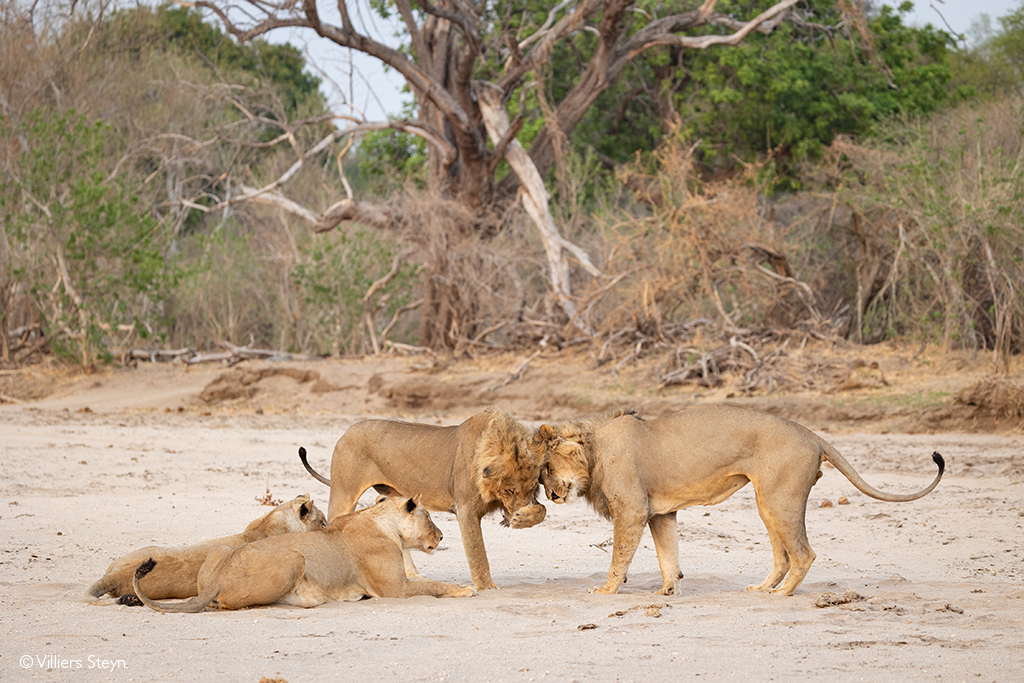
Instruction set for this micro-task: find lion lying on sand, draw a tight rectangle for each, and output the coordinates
[299,408,546,590]
[87,494,325,605]
[531,406,944,596]
[133,496,476,612]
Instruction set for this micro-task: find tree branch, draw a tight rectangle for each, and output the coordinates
[618,0,800,62]
[489,114,523,174]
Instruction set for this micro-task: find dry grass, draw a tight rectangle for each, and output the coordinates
[956,377,1024,418]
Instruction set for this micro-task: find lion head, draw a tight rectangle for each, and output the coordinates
[475,410,544,523]
[248,494,327,535]
[385,495,444,553]
[531,423,592,504]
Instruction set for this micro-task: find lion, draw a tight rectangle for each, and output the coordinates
[298,408,546,590]
[87,494,326,605]
[132,495,476,612]
[531,405,944,596]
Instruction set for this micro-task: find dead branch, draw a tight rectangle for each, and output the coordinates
[475,81,601,326]
[490,350,542,391]
[363,247,416,354]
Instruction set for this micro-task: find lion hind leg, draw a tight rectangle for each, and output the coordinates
[749,499,793,593]
[753,501,815,596]
[768,526,815,596]
[648,512,682,596]
[280,578,327,608]
[216,549,306,610]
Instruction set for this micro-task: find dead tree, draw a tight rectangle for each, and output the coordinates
[179,0,803,326]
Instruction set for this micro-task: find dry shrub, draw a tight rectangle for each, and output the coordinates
[956,377,1024,418]
[569,132,827,385]
[592,134,823,340]
[400,196,534,351]
[824,97,1024,369]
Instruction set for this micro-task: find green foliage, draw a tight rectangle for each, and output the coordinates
[666,1,954,186]
[951,1,1024,98]
[97,5,326,116]
[292,228,420,355]
[359,1,960,194]
[0,109,176,365]
[352,130,428,194]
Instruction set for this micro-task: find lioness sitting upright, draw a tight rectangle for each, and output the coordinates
[87,494,325,604]
[531,406,944,596]
[299,408,545,590]
[132,496,475,612]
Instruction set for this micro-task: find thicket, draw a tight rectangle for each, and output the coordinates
[2,0,1022,375]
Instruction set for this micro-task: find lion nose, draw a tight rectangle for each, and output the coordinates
[550,491,561,501]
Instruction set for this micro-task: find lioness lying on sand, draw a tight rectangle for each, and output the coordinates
[531,406,944,596]
[87,494,325,605]
[299,408,546,590]
[133,496,475,612]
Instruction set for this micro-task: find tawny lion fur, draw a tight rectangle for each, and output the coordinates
[532,405,944,596]
[87,494,325,604]
[132,496,475,613]
[299,408,545,590]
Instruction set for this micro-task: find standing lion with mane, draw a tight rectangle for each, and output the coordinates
[531,406,944,596]
[300,408,546,590]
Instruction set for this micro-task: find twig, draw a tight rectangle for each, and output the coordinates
[490,350,542,391]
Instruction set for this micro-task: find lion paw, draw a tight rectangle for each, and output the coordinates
[507,503,547,529]
[588,585,619,595]
[454,585,477,598]
[657,582,680,596]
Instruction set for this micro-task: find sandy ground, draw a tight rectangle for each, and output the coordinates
[2,359,1023,682]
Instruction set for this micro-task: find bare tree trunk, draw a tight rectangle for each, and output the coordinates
[475,82,602,323]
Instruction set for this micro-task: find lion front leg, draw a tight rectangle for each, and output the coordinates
[401,578,477,598]
[455,507,497,590]
[402,547,425,579]
[591,510,648,595]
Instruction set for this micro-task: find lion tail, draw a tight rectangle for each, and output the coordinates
[819,438,944,502]
[299,447,331,486]
[132,559,218,614]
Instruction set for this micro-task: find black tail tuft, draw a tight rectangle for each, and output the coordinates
[932,451,945,474]
[298,446,307,460]
[118,594,143,607]
[134,558,157,581]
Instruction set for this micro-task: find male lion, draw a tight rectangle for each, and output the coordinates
[299,408,546,590]
[132,496,476,612]
[87,494,325,604]
[531,406,944,596]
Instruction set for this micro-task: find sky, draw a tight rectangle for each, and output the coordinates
[267,0,1022,120]
[903,0,1019,41]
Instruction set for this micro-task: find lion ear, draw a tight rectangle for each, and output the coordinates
[299,501,311,519]
[538,424,555,439]
[405,497,418,513]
